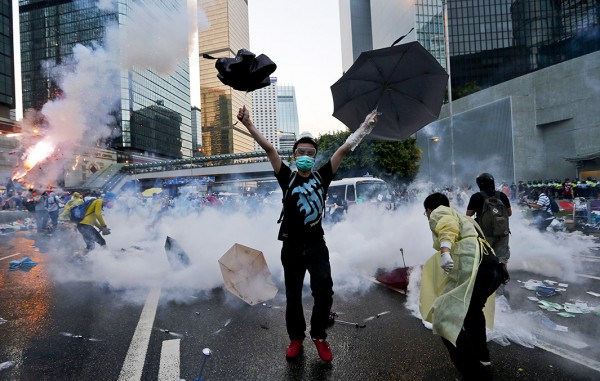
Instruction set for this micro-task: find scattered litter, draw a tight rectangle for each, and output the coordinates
[586,291,600,297]
[522,279,544,290]
[563,302,591,314]
[530,311,569,332]
[556,288,567,292]
[536,285,559,298]
[157,328,185,338]
[0,318,7,325]
[557,312,576,318]
[544,280,557,285]
[0,361,15,371]
[59,332,103,342]
[8,257,38,272]
[558,283,569,288]
[527,296,540,301]
[364,310,391,321]
[538,301,563,310]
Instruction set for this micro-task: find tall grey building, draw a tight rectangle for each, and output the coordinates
[19,0,193,159]
[338,0,600,183]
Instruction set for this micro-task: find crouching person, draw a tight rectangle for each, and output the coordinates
[420,193,504,380]
[76,192,116,252]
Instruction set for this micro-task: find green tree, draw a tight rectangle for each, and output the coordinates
[315,131,421,187]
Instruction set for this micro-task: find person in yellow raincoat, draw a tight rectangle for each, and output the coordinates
[58,192,83,221]
[420,193,504,380]
[77,192,116,251]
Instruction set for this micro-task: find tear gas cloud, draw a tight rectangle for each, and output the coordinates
[14,0,207,186]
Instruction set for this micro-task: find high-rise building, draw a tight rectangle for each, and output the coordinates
[251,77,278,151]
[19,0,193,159]
[338,0,600,182]
[198,0,254,156]
[0,0,15,120]
[276,83,299,138]
[191,106,202,156]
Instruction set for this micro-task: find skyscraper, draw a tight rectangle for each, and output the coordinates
[251,77,278,151]
[19,0,193,159]
[276,83,299,137]
[198,0,254,156]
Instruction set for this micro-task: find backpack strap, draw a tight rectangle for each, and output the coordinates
[277,171,298,223]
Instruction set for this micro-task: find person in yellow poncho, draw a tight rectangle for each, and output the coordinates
[420,193,504,381]
[58,192,83,221]
[76,192,116,251]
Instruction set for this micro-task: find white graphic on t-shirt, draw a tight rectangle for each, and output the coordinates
[291,178,324,225]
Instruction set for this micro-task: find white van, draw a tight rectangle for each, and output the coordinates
[326,176,395,211]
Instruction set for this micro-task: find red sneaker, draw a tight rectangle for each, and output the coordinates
[312,338,333,362]
[285,340,303,359]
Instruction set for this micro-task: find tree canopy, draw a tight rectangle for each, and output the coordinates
[315,130,421,187]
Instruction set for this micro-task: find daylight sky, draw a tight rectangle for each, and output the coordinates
[248,0,348,138]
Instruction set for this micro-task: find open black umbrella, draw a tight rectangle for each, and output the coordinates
[331,41,448,141]
[202,49,277,92]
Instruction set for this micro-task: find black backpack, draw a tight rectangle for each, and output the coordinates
[478,191,510,237]
[548,197,560,213]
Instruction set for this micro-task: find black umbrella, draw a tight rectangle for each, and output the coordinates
[331,41,448,141]
[202,49,277,92]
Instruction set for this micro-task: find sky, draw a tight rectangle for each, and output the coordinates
[248,0,347,138]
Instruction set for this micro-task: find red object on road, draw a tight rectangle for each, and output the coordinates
[559,201,573,213]
[375,267,411,291]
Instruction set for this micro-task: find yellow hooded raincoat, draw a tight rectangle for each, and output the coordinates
[419,206,496,346]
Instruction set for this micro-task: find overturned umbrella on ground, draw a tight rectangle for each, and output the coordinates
[164,236,191,270]
[218,243,278,305]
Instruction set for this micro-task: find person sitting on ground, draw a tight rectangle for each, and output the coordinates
[76,192,116,252]
[420,192,504,381]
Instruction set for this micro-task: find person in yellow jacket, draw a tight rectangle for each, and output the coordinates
[58,192,83,221]
[420,193,504,381]
[76,192,116,251]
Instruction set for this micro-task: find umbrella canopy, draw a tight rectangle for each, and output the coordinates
[331,41,448,141]
[142,188,163,197]
[202,49,277,92]
[218,243,278,305]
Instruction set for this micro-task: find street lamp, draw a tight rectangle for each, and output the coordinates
[427,137,440,183]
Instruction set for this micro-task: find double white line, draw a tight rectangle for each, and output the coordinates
[118,286,181,381]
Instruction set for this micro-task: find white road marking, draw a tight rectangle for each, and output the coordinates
[536,339,600,373]
[576,273,600,281]
[0,253,20,261]
[158,339,180,381]
[118,286,161,381]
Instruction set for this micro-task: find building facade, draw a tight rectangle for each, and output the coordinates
[339,0,600,183]
[251,77,278,151]
[19,0,193,160]
[276,82,299,137]
[198,0,254,156]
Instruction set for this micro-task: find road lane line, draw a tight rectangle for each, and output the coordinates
[0,253,20,261]
[575,273,600,281]
[536,340,600,373]
[158,339,180,381]
[118,286,161,381]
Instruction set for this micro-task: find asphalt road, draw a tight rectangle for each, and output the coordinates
[1,230,600,381]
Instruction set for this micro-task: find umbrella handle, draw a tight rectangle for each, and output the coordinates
[391,28,414,46]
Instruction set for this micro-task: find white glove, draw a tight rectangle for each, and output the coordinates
[345,110,379,151]
[440,252,454,273]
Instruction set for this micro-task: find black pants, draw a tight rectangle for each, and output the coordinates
[281,239,333,341]
[441,261,504,381]
[77,224,106,250]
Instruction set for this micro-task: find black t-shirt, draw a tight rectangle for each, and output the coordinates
[275,161,334,242]
[467,190,511,224]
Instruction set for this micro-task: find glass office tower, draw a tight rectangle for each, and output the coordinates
[198,0,254,156]
[19,0,193,159]
[276,83,299,137]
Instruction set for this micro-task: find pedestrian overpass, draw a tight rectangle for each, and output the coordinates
[86,150,293,192]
